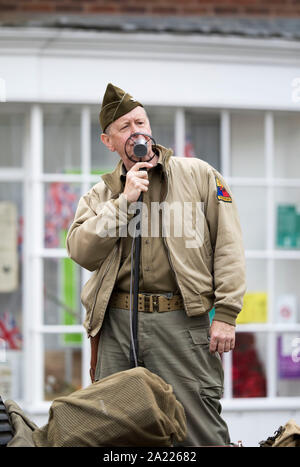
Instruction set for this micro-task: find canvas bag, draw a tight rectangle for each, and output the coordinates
[5,399,38,447]
[259,419,300,447]
[32,366,187,447]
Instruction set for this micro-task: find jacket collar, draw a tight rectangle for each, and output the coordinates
[101,144,173,197]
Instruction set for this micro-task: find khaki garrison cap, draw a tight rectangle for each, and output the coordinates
[99,83,143,132]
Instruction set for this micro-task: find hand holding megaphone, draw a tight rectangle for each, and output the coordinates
[123,161,153,203]
[123,132,157,202]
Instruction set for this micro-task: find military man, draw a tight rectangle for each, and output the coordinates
[66,83,246,446]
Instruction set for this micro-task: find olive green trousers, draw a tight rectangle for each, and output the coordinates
[95,307,230,447]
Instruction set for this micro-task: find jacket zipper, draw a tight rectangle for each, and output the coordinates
[162,168,187,312]
[87,245,118,335]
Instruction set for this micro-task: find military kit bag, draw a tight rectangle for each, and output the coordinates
[259,419,300,447]
[5,366,187,447]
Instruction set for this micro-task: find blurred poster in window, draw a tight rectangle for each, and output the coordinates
[278,334,300,379]
[233,333,267,398]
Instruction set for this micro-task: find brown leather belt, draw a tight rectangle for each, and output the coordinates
[109,291,184,313]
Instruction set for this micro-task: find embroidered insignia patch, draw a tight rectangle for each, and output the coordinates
[215,177,232,203]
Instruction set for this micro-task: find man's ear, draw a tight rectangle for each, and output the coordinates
[101,133,115,152]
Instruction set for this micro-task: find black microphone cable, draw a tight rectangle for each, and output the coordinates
[124,132,157,368]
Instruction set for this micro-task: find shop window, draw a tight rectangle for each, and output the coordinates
[185,111,220,171]
[231,186,267,251]
[44,182,81,249]
[146,107,175,152]
[274,188,300,250]
[43,108,81,173]
[0,183,23,400]
[43,258,83,329]
[233,333,267,398]
[0,114,23,167]
[277,332,300,396]
[230,112,265,178]
[274,114,300,179]
[91,116,116,174]
[44,334,82,400]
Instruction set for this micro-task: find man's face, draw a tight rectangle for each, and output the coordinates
[101,106,153,170]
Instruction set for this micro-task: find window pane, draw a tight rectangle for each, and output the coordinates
[0,183,23,400]
[44,334,82,400]
[186,111,220,170]
[0,113,23,167]
[231,112,265,178]
[274,260,300,325]
[274,113,300,179]
[233,332,267,398]
[277,332,300,396]
[44,258,83,327]
[237,260,268,325]
[146,107,175,153]
[231,186,267,250]
[43,107,81,173]
[44,182,81,248]
[0,349,23,401]
[91,114,117,173]
[246,259,267,291]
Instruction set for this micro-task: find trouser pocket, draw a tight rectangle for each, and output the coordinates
[188,326,224,398]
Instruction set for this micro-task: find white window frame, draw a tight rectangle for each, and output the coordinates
[223,109,300,411]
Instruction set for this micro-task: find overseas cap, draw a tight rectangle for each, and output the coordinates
[100,83,143,132]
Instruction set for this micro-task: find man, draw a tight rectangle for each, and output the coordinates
[66,83,246,446]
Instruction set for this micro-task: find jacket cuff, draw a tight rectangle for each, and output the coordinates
[213,307,239,327]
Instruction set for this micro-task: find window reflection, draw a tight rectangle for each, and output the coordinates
[91,117,116,173]
[43,108,81,173]
[44,334,82,400]
[44,258,83,327]
[146,107,175,152]
[274,113,300,179]
[0,114,23,167]
[186,111,220,170]
[230,112,265,178]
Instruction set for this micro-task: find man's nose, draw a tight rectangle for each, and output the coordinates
[130,123,141,135]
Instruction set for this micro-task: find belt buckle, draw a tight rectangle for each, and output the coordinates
[152,295,159,312]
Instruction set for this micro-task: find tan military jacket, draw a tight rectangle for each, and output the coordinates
[66,145,246,337]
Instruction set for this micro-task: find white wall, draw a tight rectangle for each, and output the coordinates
[1,28,300,111]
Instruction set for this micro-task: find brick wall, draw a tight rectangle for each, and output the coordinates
[0,0,300,17]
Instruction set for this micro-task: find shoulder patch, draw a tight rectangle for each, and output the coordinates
[215,176,232,203]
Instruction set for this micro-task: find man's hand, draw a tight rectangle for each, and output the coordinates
[123,161,153,203]
[209,320,235,355]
